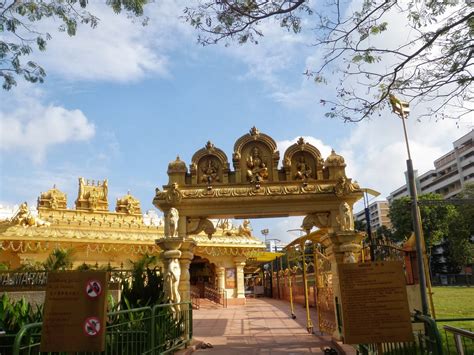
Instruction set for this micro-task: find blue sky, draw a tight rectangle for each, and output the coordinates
[0,1,472,242]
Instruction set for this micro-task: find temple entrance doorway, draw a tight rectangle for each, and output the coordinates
[154,127,365,337]
[190,256,215,297]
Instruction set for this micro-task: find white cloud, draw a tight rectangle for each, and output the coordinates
[340,117,471,202]
[276,136,333,166]
[0,87,95,164]
[220,18,313,91]
[27,1,190,82]
[275,121,471,214]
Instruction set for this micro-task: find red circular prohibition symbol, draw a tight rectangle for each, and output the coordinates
[85,280,102,298]
[83,317,101,336]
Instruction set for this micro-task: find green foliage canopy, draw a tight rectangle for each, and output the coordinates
[388,193,456,246]
[447,183,474,269]
[42,248,74,271]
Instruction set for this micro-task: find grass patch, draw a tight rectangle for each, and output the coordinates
[431,286,473,354]
[432,286,474,319]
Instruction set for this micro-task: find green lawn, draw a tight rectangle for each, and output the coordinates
[431,286,474,354]
[432,286,474,319]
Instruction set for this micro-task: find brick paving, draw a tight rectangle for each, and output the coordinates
[192,298,339,354]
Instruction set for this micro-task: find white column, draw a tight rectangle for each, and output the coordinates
[178,239,195,302]
[234,257,246,299]
[216,266,225,290]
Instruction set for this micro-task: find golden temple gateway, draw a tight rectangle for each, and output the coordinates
[1,127,365,311]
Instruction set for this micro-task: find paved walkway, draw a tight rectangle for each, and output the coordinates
[193,298,339,354]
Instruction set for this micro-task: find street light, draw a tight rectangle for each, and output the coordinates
[389,94,430,316]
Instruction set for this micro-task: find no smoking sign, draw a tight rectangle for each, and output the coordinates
[85,280,102,298]
[83,317,101,336]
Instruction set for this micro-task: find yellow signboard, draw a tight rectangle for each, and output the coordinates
[40,271,108,352]
[338,261,414,344]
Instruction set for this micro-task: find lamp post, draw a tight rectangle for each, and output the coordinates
[261,229,269,246]
[389,94,430,316]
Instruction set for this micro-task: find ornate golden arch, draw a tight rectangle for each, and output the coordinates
[154,127,362,237]
[283,137,325,181]
[232,126,280,182]
[190,141,230,184]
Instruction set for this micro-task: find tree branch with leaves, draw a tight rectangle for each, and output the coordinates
[185,0,473,122]
[0,0,148,89]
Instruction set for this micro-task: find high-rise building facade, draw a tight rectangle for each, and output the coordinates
[388,130,473,203]
[354,200,392,231]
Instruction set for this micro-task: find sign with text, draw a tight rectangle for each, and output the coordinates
[338,261,414,344]
[0,271,48,291]
[40,271,108,352]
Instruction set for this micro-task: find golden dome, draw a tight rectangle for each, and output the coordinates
[38,185,67,209]
[167,156,187,174]
[115,192,141,215]
[325,149,346,167]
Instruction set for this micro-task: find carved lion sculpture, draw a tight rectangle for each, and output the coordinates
[337,202,353,231]
[166,208,179,237]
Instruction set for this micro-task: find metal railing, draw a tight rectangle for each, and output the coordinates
[7,302,191,355]
[443,325,474,355]
[203,286,227,308]
[190,287,201,310]
[437,318,474,354]
[149,302,193,354]
[356,313,443,355]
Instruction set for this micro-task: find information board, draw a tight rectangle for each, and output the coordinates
[225,268,236,289]
[40,271,108,352]
[338,261,414,344]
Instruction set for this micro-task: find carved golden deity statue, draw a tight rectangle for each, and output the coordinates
[246,147,269,182]
[9,202,50,227]
[238,219,252,237]
[11,202,30,226]
[200,159,219,183]
[294,156,312,180]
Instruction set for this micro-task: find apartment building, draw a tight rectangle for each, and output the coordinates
[387,130,474,203]
[354,200,392,231]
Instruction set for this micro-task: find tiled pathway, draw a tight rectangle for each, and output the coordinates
[193,298,339,354]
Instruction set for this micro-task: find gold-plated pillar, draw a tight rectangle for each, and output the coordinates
[287,268,296,319]
[300,243,313,333]
[313,243,319,313]
[320,230,364,339]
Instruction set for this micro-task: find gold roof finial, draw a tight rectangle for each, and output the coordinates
[205,140,215,150]
[249,126,260,136]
